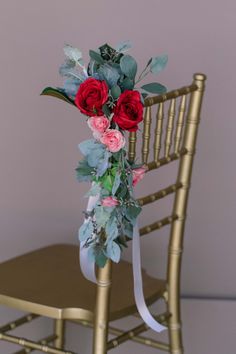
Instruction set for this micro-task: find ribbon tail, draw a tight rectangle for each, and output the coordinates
[132,222,167,333]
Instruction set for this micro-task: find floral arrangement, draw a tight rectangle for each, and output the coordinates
[41,41,167,267]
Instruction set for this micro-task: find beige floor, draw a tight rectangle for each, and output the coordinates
[0,299,235,353]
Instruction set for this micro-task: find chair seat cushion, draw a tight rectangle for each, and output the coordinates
[0,244,166,321]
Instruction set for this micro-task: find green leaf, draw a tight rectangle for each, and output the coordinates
[120,55,137,80]
[88,148,106,168]
[118,182,128,199]
[150,55,168,74]
[95,252,107,267]
[112,173,121,195]
[102,104,111,118]
[88,246,107,268]
[99,43,117,61]
[40,87,76,106]
[98,64,120,88]
[78,220,93,242]
[141,82,167,94]
[102,174,114,192]
[123,219,133,238]
[120,77,134,91]
[110,85,121,99]
[105,217,118,241]
[89,50,104,64]
[75,159,94,182]
[95,206,112,229]
[106,241,121,263]
[125,204,142,223]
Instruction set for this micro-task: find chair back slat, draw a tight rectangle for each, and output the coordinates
[174,95,186,153]
[147,148,187,171]
[139,214,178,236]
[164,98,176,157]
[138,182,182,207]
[142,106,152,163]
[128,131,137,163]
[153,102,164,161]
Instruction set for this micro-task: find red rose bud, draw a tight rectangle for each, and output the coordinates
[75,78,109,116]
[112,90,143,132]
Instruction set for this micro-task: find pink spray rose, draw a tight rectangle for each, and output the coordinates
[88,116,110,139]
[132,166,148,186]
[100,129,125,153]
[101,196,119,207]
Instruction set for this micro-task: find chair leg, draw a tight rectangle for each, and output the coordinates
[54,319,65,349]
[168,297,184,354]
[93,260,112,354]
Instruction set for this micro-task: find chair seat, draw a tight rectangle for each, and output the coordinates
[0,244,166,322]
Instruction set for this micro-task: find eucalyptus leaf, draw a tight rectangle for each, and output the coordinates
[141,82,167,94]
[125,204,142,223]
[95,251,107,267]
[112,173,121,195]
[59,60,75,77]
[78,219,93,242]
[64,67,86,82]
[120,77,134,91]
[63,78,81,98]
[96,150,111,177]
[89,50,104,64]
[118,182,128,199]
[87,147,106,168]
[105,217,118,242]
[123,219,133,238]
[95,206,112,229]
[110,85,121,99]
[150,54,168,74]
[78,139,97,155]
[106,241,121,263]
[98,64,120,88]
[120,55,137,80]
[75,159,94,182]
[88,59,99,76]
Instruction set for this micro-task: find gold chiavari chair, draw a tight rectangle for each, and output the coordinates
[0,73,206,354]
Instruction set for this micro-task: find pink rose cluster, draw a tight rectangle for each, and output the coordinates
[87,116,125,153]
[101,196,119,207]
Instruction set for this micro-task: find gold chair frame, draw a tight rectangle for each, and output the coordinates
[0,73,206,354]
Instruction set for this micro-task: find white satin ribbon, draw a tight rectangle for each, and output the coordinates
[79,195,166,333]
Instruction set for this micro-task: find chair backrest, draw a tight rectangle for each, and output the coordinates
[93,74,206,354]
[128,73,206,291]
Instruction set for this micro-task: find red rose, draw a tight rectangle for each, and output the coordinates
[75,78,108,116]
[112,90,143,132]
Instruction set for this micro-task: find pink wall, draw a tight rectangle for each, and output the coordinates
[0,1,235,351]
